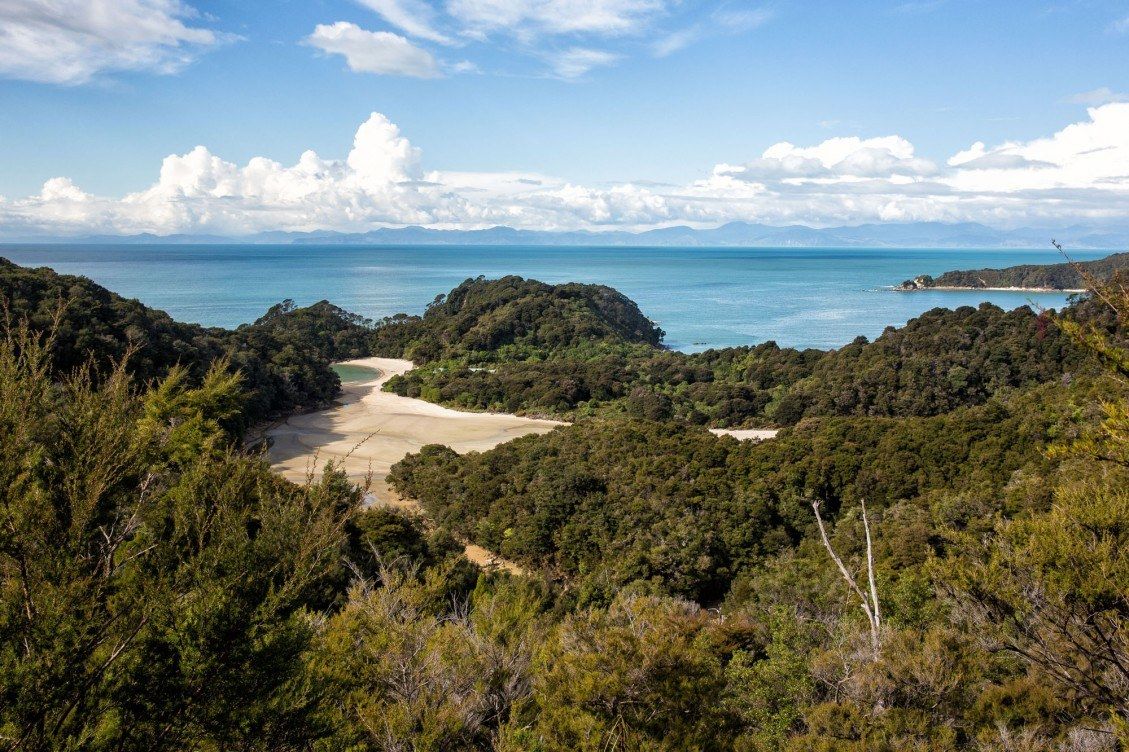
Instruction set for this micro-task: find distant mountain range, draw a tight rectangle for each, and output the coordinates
[9,221,1129,249]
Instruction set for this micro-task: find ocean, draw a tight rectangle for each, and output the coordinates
[0,244,1107,352]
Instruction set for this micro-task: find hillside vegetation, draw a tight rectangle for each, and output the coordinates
[386,272,1129,749]
[391,394,1066,604]
[371,274,664,361]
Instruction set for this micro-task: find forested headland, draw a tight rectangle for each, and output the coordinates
[897,250,1129,290]
[1,255,1126,750]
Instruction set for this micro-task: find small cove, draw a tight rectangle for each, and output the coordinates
[331,363,380,384]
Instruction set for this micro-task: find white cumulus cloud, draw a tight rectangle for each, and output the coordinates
[307,22,441,77]
[0,0,224,85]
[5,104,1129,238]
[39,177,92,202]
[719,136,937,181]
[945,103,1129,193]
[346,113,423,184]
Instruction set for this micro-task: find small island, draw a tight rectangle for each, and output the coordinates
[896,251,1129,291]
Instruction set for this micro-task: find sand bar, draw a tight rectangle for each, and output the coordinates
[268,357,565,506]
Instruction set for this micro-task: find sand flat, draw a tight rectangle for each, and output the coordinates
[709,428,779,441]
[268,357,565,505]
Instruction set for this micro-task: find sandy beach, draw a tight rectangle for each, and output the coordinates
[709,428,780,441]
[268,357,565,506]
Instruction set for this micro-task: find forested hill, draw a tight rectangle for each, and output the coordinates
[382,272,1129,748]
[0,258,371,424]
[897,251,1129,290]
[370,275,665,361]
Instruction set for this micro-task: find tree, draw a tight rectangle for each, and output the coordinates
[310,567,543,751]
[811,499,882,659]
[945,259,1129,743]
[523,593,737,751]
[0,324,357,751]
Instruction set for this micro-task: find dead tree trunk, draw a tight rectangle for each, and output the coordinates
[811,498,882,659]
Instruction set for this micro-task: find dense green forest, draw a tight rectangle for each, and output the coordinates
[384,273,1127,750]
[390,391,1073,604]
[1,256,1126,750]
[898,250,1129,290]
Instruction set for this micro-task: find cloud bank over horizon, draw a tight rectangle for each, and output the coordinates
[4,103,1129,238]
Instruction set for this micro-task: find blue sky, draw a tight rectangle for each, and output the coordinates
[2,0,1129,236]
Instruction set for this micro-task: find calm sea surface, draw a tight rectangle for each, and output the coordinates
[0,244,1108,352]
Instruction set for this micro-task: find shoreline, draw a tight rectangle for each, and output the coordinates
[267,356,565,491]
[269,360,782,485]
[891,285,1086,293]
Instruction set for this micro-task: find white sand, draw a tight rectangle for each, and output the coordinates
[268,357,564,507]
[709,428,779,442]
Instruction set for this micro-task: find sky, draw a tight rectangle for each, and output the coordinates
[1,0,1129,237]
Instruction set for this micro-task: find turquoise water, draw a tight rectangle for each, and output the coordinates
[331,363,379,384]
[0,244,1107,352]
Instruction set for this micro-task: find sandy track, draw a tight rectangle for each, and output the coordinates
[268,357,564,509]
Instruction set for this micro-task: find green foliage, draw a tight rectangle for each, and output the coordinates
[725,609,816,751]
[385,285,1102,430]
[347,507,460,573]
[0,326,358,751]
[247,298,374,362]
[310,568,547,752]
[2,258,1126,750]
[939,271,1129,742]
[780,302,1094,422]
[387,346,645,416]
[520,593,740,751]
[371,275,664,363]
[136,362,245,468]
[944,479,1129,725]
[390,390,1068,604]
